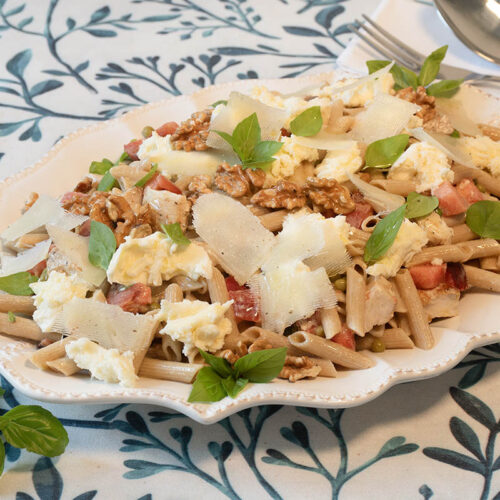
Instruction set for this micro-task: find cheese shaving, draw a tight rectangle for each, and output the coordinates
[348,173,405,213]
[0,239,51,276]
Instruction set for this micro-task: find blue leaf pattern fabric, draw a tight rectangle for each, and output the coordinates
[0,0,499,498]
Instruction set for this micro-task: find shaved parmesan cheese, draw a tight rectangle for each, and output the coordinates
[192,193,275,285]
[330,62,394,96]
[206,91,287,151]
[46,224,106,287]
[1,195,87,243]
[351,94,420,144]
[250,262,336,333]
[410,128,474,167]
[0,239,51,276]
[294,131,357,151]
[348,173,405,212]
[66,338,137,387]
[435,97,481,137]
[143,187,190,230]
[58,298,156,353]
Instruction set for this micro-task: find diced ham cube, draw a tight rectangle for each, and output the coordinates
[225,276,260,322]
[123,139,143,161]
[346,202,374,229]
[28,259,47,277]
[456,178,483,204]
[78,219,91,237]
[434,181,469,216]
[107,283,152,314]
[156,121,178,137]
[332,325,356,350]
[445,262,468,291]
[145,173,182,194]
[409,263,446,290]
[225,276,245,292]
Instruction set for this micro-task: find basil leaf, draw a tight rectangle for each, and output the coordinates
[405,192,439,219]
[0,440,4,476]
[233,347,287,383]
[364,204,406,263]
[366,60,391,74]
[0,405,68,457]
[450,129,460,138]
[466,200,500,239]
[161,222,190,247]
[7,311,16,323]
[392,65,418,90]
[252,140,283,160]
[365,134,409,168]
[187,367,227,403]
[88,220,116,270]
[211,99,228,107]
[97,170,117,192]
[135,163,158,187]
[89,158,113,175]
[232,112,261,162]
[426,79,463,98]
[222,376,248,399]
[198,349,233,378]
[290,106,323,137]
[116,151,131,164]
[418,45,447,87]
[0,272,38,296]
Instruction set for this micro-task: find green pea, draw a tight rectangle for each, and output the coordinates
[334,277,346,291]
[371,338,385,353]
[315,326,325,337]
[141,125,154,139]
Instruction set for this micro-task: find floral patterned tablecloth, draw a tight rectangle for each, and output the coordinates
[0,1,499,499]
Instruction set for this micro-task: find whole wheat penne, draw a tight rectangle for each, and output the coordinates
[46,356,80,376]
[480,256,499,271]
[443,214,466,227]
[164,283,183,302]
[30,337,74,369]
[14,233,49,249]
[0,313,46,342]
[160,283,184,362]
[320,307,341,339]
[0,294,35,315]
[314,358,337,378]
[458,239,500,260]
[346,265,366,336]
[396,313,412,336]
[395,270,434,350]
[258,210,287,231]
[288,331,374,369]
[451,224,478,243]
[356,329,415,350]
[139,358,201,383]
[464,265,500,292]
[208,266,240,350]
[406,244,473,267]
[370,179,417,196]
[240,326,305,357]
[453,163,500,197]
[186,347,205,364]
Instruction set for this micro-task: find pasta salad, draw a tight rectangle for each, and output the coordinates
[0,46,499,403]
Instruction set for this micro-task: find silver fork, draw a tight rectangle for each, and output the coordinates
[347,14,500,85]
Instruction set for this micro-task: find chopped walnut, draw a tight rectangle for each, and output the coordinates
[279,355,321,382]
[214,162,250,198]
[479,124,500,142]
[245,167,266,188]
[396,86,436,122]
[424,113,454,135]
[74,176,97,194]
[129,223,153,239]
[305,177,355,214]
[62,192,91,215]
[185,175,212,202]
[171,109,212,152]
[23,192,39,212]
[251,180,306,210]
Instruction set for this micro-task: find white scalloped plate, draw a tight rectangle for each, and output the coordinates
[0,72,499,424]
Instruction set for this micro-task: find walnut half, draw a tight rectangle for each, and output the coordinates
[250,180,306,210]
[305,177,355,214]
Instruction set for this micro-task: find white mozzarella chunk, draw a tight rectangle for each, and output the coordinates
[30,271,92,332]
[156,299,233,355]
[459,135,500,178]
[66,338,137,387]
[107,232,212,287]
[389,141,454,193]
[315,142,363,182]
[366,219,428,278]
[270,135,319,179]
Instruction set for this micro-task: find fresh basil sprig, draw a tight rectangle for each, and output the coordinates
[290,106,323,137]
[366,45,462,98]
[465,200,500,239]
[405,192,439,219]
[89,158,113,175]
[211,99,228,107]
[364,134,409,169]
[214,113,283,171]
[88,220,117,270]
[161,222,190,247]
[188,347,287,403]
[97,171,118,192]
[364,204,406,263]
[135,163,158,187]
[0,272,38,296]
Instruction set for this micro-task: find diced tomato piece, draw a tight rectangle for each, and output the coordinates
[123,139,143,161]
[434,181,469,216]
[28,259,47,277]
[78,219,91,237]
[225,276,245,292]
[145,173,182,194]
[409,263,446,290]
[156,121,178,137]
[332,325,356,350]
[229,289,260,323]
[107,283,152,313]
[346,202,374,229]
[445,262,468,291]
[456,178,483,204]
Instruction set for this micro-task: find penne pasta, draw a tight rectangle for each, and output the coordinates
[13,233,49,250]
[0,294,35,315]
[346,264,366,336]
[395,270,434,350]
[320,307,341,339]
[46,356,80,376]
[0,313,48,342]
[258,210,288,231]
[357,329,415,350]
[452,162,500,197]
[240,326,304,357]
[314,358,337,378]
[406,244,473,267]
[457,239,500,260]
[30,337,74,370]
[451,224,478,244]
[480,256,500,271]
[464,265,500,292]
[139,358,201,383]
[370,179,417,196]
